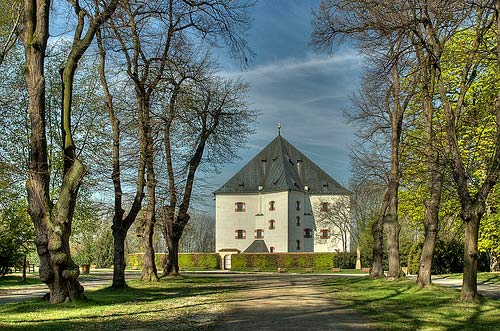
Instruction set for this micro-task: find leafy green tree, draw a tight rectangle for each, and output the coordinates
[0,163,34,277]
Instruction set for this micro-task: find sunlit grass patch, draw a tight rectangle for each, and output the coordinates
[324,277,500,331]
[0,276,234,331]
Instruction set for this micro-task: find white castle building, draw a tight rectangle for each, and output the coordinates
[215,133,351,254]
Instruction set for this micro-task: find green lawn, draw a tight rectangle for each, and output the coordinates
[324,277,500,331]
[437,272,500,285]
[0,276,236,331]
[0,275,42,289]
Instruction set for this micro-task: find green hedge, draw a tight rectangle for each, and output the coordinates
[231,253,356,272]
[127,253,220,270]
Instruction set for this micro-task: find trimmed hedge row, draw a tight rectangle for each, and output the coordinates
[127,253,220,270]
[231,252,356,271]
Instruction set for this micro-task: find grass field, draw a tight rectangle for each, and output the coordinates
[324,277,500,331]
[0,276,236,331]
[0,275,42,289]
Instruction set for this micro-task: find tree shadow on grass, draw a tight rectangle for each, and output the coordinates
[323,277,500,331]
[0,276,244,330]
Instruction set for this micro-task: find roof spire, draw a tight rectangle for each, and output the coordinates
[277,121,281,136]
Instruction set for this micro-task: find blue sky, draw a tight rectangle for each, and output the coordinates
[209,0,362,200]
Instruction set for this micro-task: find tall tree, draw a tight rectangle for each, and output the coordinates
[106,0,253,281]
[96,29,147,288]
[417,1,498,301]
[23,0,117,303]
[161,75,255,275]
[312,0,416,278]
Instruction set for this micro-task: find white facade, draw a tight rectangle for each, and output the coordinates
[214,134,351,254]
[215,190,350,253]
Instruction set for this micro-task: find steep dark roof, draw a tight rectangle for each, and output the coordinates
[215,135,350,195]
[243,240,269,253]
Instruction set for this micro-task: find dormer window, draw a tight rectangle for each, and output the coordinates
[269,201,276,211]
[321,202,329,212]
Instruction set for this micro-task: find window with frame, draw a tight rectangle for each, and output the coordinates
[235,202,246,212]
[234,229,246,239]
[296,216,301,226]
[320,229,330,239]
[255,229,264,239]
[321,202,329,212]
[304,228,313,238]
[296,240,301,250]
[268,219,275,230]
[270,246,275,253]
[296,201,301,211]
[269,200,276,211]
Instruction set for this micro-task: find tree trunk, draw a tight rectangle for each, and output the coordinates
[384,212,401,279]
[166,233,181,276]
[461,214,481,302]
[140,96,158,282]
[24,0,85,303]
[141,161,158,282]
[416,55,442,287]
[112,226,127,288]
[370,214,384,278]
[22,255,27,282]
[416,215,438,287]
[141,210,158,282]
[97,31,146,289]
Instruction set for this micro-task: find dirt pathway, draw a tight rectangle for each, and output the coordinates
[216,274,375,331]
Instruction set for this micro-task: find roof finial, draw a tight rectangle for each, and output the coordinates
[278,121,281,136]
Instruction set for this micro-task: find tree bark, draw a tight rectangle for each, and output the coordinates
[140,95,158,282]
[461,214,481,302]
[24,0,86,304]
[111,226,127,288]
[384,64,404,279]
[370,208,385,278]
[165,227,181,276]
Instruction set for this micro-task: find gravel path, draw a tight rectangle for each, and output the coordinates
[216,274,376,331]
